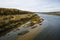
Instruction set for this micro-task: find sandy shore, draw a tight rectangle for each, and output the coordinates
[17,21,48,40]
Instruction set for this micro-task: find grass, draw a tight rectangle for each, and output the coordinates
[0,8,43,37]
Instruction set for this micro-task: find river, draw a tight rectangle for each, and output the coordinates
[0,14,60,40]
[34,14,60,40]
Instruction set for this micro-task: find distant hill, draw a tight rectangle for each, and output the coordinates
[34,12,60,16]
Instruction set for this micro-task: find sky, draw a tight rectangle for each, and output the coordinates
[0,0,60,12]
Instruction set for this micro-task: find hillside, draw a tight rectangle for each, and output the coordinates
[0,8,33,15]
[0,8,43,36]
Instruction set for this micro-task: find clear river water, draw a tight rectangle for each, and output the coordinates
[34,14,60,40]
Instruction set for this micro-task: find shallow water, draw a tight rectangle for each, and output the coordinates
[0,26,31,40]
[34,14,60,40]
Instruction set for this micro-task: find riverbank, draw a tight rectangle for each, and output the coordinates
[17,19,48,40]
[0,8,43,37]
[17,13,60,40]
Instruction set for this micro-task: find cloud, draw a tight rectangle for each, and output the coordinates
[0,0,60,12]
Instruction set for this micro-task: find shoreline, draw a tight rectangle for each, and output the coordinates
[17,20,48,40]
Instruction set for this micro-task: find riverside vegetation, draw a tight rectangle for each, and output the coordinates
[0,8,43,36]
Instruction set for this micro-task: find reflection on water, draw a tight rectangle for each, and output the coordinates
[34,14,60,40]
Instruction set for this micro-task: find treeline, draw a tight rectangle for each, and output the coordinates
[0,8,33,15]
